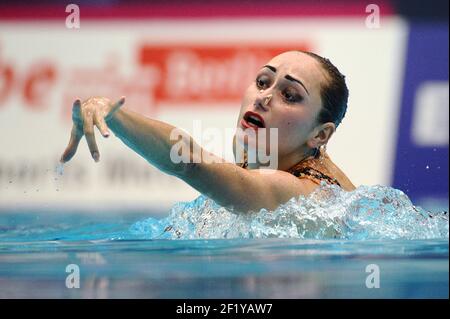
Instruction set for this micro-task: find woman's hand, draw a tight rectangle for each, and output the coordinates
[60,96,125,163]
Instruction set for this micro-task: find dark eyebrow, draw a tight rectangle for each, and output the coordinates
[285,75,310,95]
[263,65,277,73]
[262,65,310,95]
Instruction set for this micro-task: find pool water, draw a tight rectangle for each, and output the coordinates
[0,183,448,298]
[0,211,448,298]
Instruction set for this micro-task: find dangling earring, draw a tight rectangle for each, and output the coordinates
[313,147,320,159]
[319,144,327,164]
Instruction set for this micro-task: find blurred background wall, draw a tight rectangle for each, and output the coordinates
[0,0,448,213]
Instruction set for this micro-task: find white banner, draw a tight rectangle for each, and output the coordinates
[0,18,408,211]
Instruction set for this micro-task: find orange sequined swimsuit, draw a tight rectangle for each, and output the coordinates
[238,151,342,187]
[286,158,341,187]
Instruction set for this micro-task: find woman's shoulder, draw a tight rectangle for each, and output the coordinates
[246,167,323,203]
[322,153,356,191]
[288,152,356,192]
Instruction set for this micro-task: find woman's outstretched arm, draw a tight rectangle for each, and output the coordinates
[107,107,194,178]
[60,97,317,213]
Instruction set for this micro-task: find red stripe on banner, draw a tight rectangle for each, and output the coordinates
[138,44,312,105]
[0,2,394,20]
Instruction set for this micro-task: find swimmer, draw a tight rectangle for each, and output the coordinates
[60,51,356,213]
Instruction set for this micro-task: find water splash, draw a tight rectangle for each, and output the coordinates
[130,183,449,240]
[55,163,64,176]
[53,162,64,192]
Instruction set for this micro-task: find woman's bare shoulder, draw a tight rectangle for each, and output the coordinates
[250,168,320,204]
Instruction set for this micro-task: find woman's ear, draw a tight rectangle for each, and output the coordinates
[306,122,336,149]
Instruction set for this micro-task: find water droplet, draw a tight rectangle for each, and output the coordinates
[8,181,12,184]
[55,163,64,176]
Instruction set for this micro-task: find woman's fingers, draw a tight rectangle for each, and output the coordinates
[60,100,83,163]
[62,97,121,163]
[82,108,100,162]
[71,98,82,124]
[94,112,110,138]
[105,96,125,121]
[60,124,83,163]
[95,96,125,135]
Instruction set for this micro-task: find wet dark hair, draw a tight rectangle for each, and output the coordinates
[300,51,349,129]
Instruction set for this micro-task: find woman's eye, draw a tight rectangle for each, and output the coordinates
[283,90,301,103]
[256,77,268,89]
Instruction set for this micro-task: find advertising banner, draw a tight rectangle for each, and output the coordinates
[0,18,408,210]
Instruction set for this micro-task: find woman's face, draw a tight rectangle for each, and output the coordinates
[236,51,328,169]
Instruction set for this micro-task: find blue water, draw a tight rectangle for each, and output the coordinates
[0,184,448,298]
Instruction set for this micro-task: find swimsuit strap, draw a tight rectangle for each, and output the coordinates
[288,166,341,187]
[238,151,341,187]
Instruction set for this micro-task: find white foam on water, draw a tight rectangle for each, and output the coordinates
[130,183,449,240]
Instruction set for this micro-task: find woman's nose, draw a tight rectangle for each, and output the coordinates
[256,90,273,110]
[263,94,273,107]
